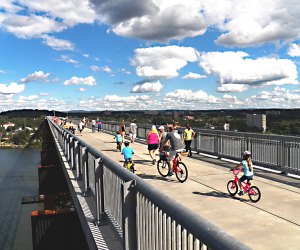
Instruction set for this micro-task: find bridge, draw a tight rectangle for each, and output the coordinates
[35,117,300,249]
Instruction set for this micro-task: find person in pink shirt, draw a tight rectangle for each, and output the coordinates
[147,125,159,165]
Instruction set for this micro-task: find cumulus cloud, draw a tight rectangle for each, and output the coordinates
[0,82,25,95]
[199,51,298,90]
[131,80,163,93]
[79,87,86,92]
[182,72,207,79]
[42,35,75,51]
[131,46,199,79]
[20,71,51,83]
[64,76,96,86]
[92,0,206,43]
[164,89,218,103]
[58,55,78,64]
[217,84,248,92]
[201,0,300,47]
[287,43,300,57]
[102,66,112,73]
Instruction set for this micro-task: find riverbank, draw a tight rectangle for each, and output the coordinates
[0,143,40,149]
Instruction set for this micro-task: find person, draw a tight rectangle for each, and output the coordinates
[78,120,85,136]
[119,120,126,141]
[122,141,135,172]
[183,124,195,157]
[162,124,185,175]
[97,120,102,132]
[129,119,138,143]
[68,121,76,134]
[114,131,123,151]
[147,125,159,164]
[91,119,96,133]
[231,151,254,196]
[158,125,169,152]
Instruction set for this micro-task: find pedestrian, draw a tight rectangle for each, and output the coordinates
[97,120,102,132]
[78,120,85,136]
[158,125,169,152]
[119,120,126,141]
[183,124,195,156]
[147,125,159,165]
[129,119,138,143]
[91,119,96,133]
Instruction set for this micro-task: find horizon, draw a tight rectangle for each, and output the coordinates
[1,1,300,112]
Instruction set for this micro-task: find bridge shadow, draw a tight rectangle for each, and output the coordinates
[136,173,178,183]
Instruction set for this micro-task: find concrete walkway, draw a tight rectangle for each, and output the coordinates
[79,128,300,250]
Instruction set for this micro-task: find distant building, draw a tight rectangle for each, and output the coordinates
[246,114,267,132]
[2,122,15,130]
[184,116,195,120]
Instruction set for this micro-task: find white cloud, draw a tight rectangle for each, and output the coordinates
[40,92,49,96]
[1,14,66,38]
[90,65,100,72]
[201,0,300,47]
[79,87,86,92]
[217,84,248,92]
[0,82,25,95]
[58,55,78,64]
[102,66,112,73]
[92,0,206,43]
[182,72,207,79]
[131,80,163,93]
[20,71,50,83]
[199,51,298,90]
[42,35,75,51]
[64,76,96,86]
[120,68,131,75]
[131,46,199,79]
[288,43,300,57]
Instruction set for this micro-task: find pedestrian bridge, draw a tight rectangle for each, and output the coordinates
[46,117,300,250]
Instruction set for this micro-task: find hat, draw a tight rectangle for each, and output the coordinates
[151,125,157,130]
[158,126,164,130]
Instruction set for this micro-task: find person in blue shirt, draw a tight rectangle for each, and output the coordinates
[231,150,254,196]
[122,141,135,172]
[114,131,123,151]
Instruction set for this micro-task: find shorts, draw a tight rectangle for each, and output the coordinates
[240,175,253,183]
[167,149,185,161]
[148,144,158,151]
[129,133,136,140]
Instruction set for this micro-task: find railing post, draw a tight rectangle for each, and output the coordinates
[122,180,137,250]
[81,147,90,196]
[95,158,105,226]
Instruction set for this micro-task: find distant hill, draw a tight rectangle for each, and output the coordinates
[0,109,65,118]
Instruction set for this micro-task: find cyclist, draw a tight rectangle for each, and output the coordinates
[162,124,185,175]
[114,131,123,151]
[231,150,254,196]
[122,141,135,172]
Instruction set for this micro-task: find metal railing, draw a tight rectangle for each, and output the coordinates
[47,117,250,250]
[101,122,300,175]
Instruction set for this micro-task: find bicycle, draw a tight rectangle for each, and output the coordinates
[157,151,188,183]
[227,169,261,203]
[123,159,135,173]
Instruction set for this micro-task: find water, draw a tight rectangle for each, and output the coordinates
[0,149,41,250]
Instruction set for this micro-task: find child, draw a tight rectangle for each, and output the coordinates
[114,131,123,151]
[231,150,254,196]
[122,141,135,172]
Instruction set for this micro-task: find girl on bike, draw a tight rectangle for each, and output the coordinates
[231,150,254,196]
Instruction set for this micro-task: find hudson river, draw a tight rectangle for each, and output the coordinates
[0,149,41,250]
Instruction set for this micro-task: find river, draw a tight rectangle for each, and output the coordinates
[0,149,41,250]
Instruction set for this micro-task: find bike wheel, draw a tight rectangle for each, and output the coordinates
[227,180,238,196]
[175,162,188,183]
[157,160,170,177]
[248,186,261,203]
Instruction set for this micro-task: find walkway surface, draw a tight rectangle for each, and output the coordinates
[80,128,300,250]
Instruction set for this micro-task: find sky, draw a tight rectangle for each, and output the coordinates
[1,0,300,112]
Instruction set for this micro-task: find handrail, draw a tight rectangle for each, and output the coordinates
[100,121,300,175]
[46,117,250,250]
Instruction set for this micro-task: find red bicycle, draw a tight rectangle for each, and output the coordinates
[227,169,261,203]
[157,151,188,183]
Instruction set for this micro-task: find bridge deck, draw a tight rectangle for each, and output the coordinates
[80,128,300,250]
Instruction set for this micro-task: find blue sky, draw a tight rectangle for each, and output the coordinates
[0,0,300,111]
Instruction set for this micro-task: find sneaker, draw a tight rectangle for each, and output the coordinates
[238,190,244,196]
[167,171,174,176]
[152,159,156,165]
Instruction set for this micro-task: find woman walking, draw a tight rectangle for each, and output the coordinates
[147,125,159,165]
